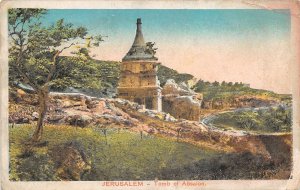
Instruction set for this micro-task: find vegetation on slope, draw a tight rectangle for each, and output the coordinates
[157,65,194,86]
[49,56,120,97]
[211,106,292,133]
[192,79,291,102]
[10,124,218,181]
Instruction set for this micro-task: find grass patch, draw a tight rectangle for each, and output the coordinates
[9,124,219,181]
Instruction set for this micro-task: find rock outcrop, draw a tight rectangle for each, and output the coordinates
[162,79,195,96]
[52,141,91,180]
[161,79,202,121]
[9,88,291,161]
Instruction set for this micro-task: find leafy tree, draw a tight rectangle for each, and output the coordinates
[157,65,193,87]
[50,56,102,91]
[212,81,220,87]
[175,73,194,84]
[204,81,211,86]
[78,47,90,58]
[221,81,226,86]
[193,79,206,91]
[8,9,103,142]
[233,82,239,87]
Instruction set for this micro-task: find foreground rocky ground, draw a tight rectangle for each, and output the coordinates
[9,90,292,180]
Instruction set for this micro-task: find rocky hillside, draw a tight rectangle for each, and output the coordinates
[9,88,292,180]
[9,89,291,157]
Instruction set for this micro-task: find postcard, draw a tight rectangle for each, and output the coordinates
[0,0,300,190]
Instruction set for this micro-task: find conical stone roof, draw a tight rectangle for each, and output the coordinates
[122,18,158,62]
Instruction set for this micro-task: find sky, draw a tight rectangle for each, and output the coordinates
[43,9,291,94]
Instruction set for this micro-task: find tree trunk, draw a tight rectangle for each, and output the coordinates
[31,88,49,143]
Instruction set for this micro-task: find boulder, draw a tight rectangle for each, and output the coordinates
[62,100,72,108]
[66,114,93,127]
[52,141,91,180]
[164,113,177,122]
[162,79,195,96]
[32,112,39,120]
[20,117,30,124]
[163,96,201,121]
[162,79,202,121]
[47,114,65,123]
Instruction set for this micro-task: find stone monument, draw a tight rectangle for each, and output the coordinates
[117,18,162,111]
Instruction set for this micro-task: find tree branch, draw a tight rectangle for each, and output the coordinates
[45,42,75,84]
[15,56,39,91]
[12,20,23,33]
[59,42,76,54]
[13,31,40,91]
